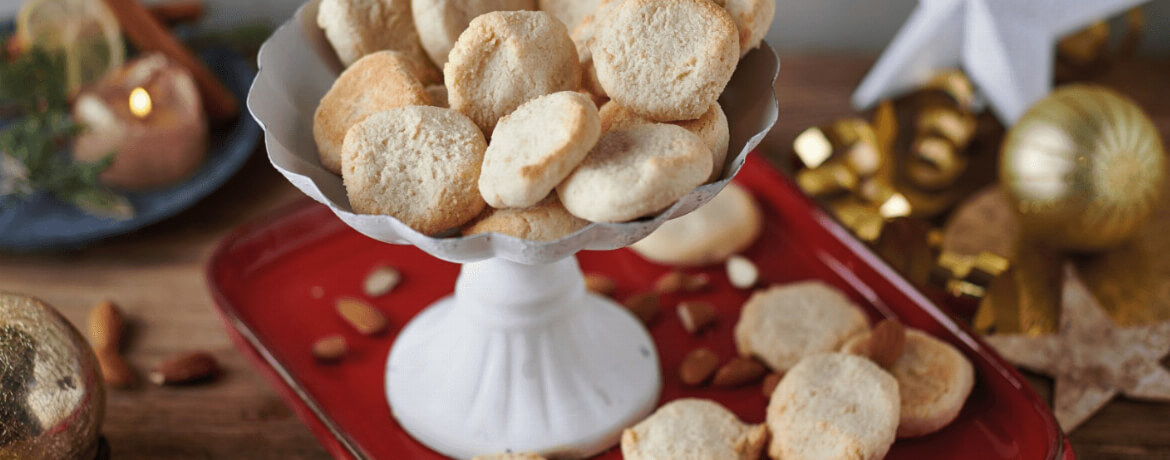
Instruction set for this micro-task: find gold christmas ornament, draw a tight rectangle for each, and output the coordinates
[1001,85,1166,252]
[1,292,105,460]
[906,134,969,191]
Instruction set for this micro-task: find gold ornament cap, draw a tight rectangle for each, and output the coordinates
[1001,85,1165,252]
[1,292,105,460]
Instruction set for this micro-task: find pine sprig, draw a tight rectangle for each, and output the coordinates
[0,41,132,220]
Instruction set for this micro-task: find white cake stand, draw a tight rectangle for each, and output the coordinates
[248,2,779,458]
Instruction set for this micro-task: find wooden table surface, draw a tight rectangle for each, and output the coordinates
[2,54,1169,460]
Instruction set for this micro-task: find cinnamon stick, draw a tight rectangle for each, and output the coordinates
[102,0,238,120]
[148,0,205,25]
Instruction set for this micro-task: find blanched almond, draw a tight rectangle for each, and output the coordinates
[363,266,401,297]
[727,256,759,289]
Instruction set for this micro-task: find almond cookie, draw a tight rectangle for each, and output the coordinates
[631,182,761,266]
[341,106,486,234]
[317,0,440,82]
[724,0,775,57]
[463,196,589,241]
[313,51,429,174]
[445,11,581,134]
[767,353,899,460]
[538,0,601,30]
[412,0,535,68]
[592,0,738,121]
[735,281,870,373]
[600,101,730,182]
[480,91,601,208]
[622,398,768,460]
[558,124,711,223]
[842,329,975,438]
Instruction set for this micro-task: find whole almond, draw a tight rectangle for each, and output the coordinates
[761,372,783,397]
[151,352,220,385]
[677,301,717,334]
[363,266,401,297]
[679,348,720,386]
[654,271,687,294]
[726,256,759,289]
[712,357,767,387]
[87,301,124,352]
[97,351,138,388]
[684,273,712,292]
[584,274,616,297]
[868,318,906,368]
[623,292,660,325]
[336,298,388,335]
[312,335,348,362]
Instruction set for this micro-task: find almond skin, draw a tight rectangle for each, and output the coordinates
[868,318,906,368]
[312,335,348,362]
[336,298,388,335]
[761,372,783,397]
[584,274,617,297]
[677,301,717,334]
[655,271,712,294]
[97,351,138,388]
[679,348,720,386]
[88,300,124,352]
[712,357,767,387]
[623,292,660,325]
[151,352,220,385]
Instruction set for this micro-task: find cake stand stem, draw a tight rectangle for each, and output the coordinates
[385,256,662,459]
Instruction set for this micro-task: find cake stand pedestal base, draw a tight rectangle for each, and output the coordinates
[385,256,661,459]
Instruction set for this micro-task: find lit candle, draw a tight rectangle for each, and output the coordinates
[72,53,208,191]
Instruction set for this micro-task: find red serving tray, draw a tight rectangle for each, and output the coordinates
[207,155,1072,460]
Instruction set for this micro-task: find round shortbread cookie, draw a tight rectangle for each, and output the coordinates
[630,182,761,267]
[445,11,581,135]
[425,84,448,108]
[340,106,486,235]
[480,91,601,208]
[724,0,775,57]
[463,196,590,241]
[558,124,711,223]
[621,399,768,460]
[735,281,870,373]
[592,0,739,121]
[842,329,976,438]
[538,0,601,30]
[317,0,441,83]
[313,51,429,175]
[767,353,899,460]
[412,0,535,68]
[600,101,730,182]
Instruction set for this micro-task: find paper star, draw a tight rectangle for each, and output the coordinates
[851,0,1147,124]
[985,264,1170,432]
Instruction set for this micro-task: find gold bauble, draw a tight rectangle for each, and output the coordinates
[1,292,105,460]
[1001,85,1165,252]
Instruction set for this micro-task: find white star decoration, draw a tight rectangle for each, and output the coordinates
[985,264,1170,432]
[852,0,1148,124]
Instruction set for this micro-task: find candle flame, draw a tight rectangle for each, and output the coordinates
[129,87,152,118]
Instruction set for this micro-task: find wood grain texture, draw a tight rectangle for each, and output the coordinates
[0,54,1167,459]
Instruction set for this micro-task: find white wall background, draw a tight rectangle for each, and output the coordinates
[1,0,1167,52]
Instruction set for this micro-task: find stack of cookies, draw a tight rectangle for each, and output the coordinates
[312,0,776,240]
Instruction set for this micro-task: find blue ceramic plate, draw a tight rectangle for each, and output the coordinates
[0,47,261,251]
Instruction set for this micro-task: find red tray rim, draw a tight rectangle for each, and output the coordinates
[205,155,1070,460]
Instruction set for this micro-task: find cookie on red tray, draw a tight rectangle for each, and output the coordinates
[622,398,768,460]
[735,281,870,372]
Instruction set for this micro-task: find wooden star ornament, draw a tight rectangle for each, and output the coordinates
[984,263,1170,432]
[851,0,1148,124]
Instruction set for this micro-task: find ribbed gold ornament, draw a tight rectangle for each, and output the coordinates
[1001,85,1165,252]
[1,292,105,460]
